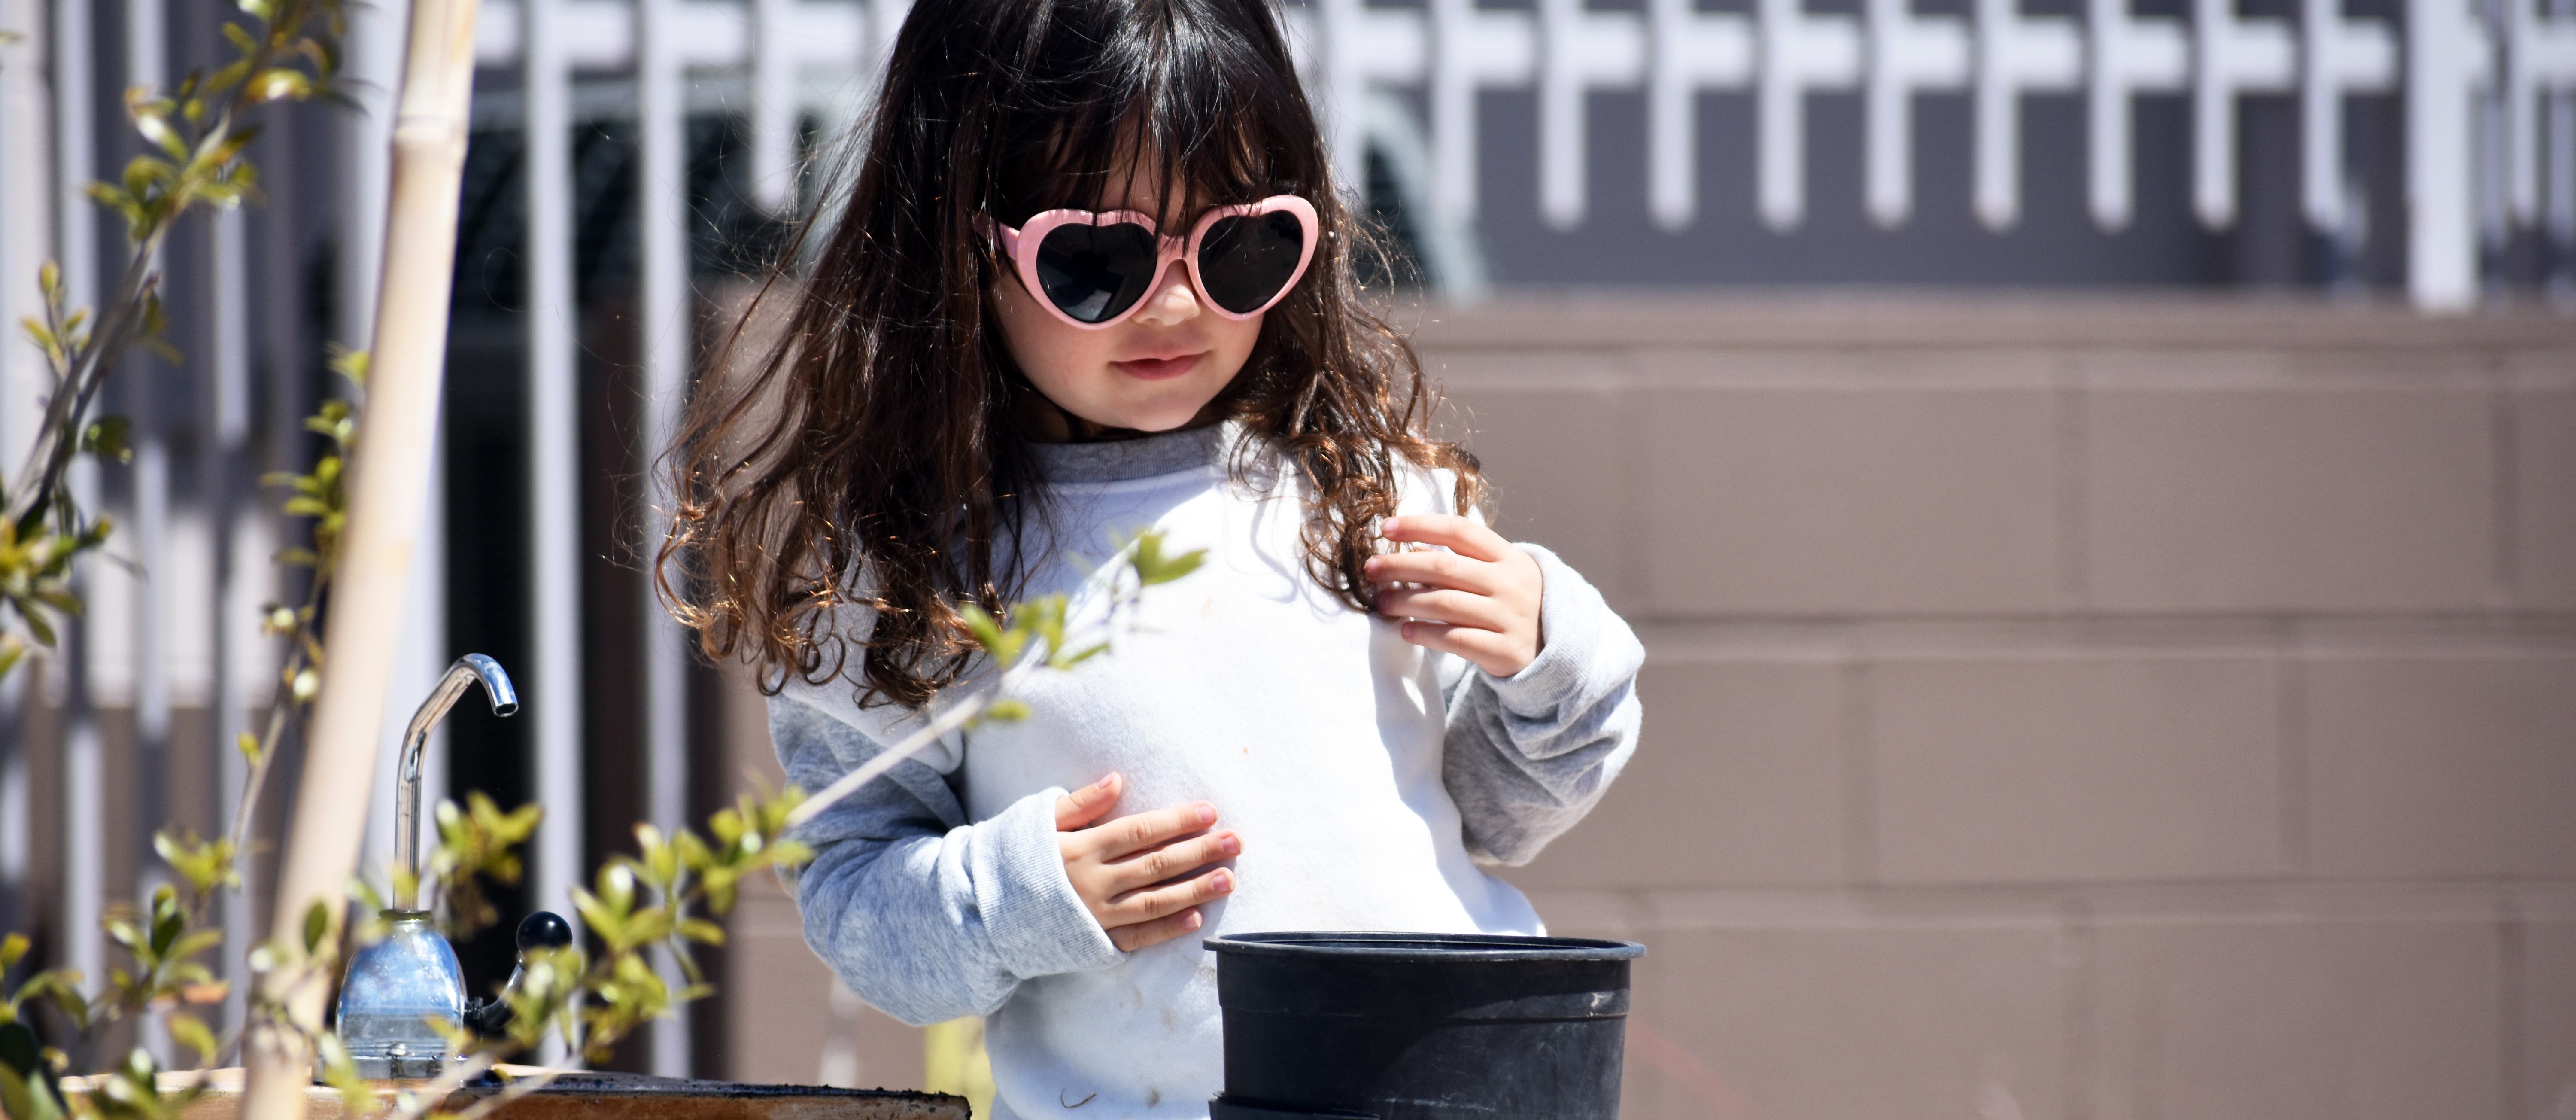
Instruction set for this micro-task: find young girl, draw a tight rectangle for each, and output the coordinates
[665,0,1643,1113]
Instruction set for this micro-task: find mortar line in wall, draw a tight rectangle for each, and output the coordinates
[1838,658,1878,888]
[2499,895,2526,1120]
[2276,639,2310,875]
[2493,361,2522,610]
[2056,353,2091,610]
[1615,352,1651,609]
[2059,896,2099,1120]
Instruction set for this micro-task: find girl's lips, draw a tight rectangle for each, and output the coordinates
[1112,352,1205,380]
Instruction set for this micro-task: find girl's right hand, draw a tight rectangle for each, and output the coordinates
[1054,773,1241,952]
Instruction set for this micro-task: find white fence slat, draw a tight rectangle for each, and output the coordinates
[637,0,696,1077]
[1759,0,1861,230]
[1434,0,1535,224]
[2410,0,2496,310]
[521,0,586,1070]
[1973,0,2080,230]
[751,0,797,211]
[2087,0,2185,230]
[2190,0,2293,228]
[1540,0,1643,228]
[2300,0,2399,230]
[1867,0,1968,227]
[2511,0,2576,222]
[1648,0,1750,230]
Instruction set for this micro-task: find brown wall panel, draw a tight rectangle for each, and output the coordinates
[1504,660,1847,890]
[1868,655,2286,885]
[1622,921,2069,1120]
[2082,387,2495,613]
[2513,386,2576,612]
[2305,655,2576,880]
[2087,917,2500,1120]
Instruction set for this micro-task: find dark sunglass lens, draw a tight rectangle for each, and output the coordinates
[1034,222,1160,323]
[1196,210,1307,314]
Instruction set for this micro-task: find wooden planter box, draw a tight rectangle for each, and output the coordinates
[61,1067,969,1120]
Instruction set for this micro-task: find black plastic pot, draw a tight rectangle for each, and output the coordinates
[1204,931,1647,1120]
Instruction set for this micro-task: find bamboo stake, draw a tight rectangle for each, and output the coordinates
[240,1,482,1118]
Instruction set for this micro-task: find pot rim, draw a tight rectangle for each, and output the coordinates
[1203,931,1645,962]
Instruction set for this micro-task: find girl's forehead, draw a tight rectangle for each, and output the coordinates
[1042,157,1241,223]
[1016,114,1267,221]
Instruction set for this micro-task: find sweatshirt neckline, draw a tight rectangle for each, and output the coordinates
[1029,423,1231,484]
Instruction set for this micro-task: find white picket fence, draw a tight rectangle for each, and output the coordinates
[475,0,2576,308]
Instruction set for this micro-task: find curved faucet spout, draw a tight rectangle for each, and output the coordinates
[395,654,518,909]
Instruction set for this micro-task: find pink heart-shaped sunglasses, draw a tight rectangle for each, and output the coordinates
[985,195,1320,330]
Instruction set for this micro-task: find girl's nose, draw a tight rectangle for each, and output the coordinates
[1129,270,1203,327]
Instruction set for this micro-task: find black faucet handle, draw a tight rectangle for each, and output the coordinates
[518,910,574,954]
[468,911,574,1039]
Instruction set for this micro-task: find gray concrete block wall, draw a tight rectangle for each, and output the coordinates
[1415,296,2576,1120]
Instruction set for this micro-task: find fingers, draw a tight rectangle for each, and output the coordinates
[1099,828,1241,895]
[1364,547,1501,595]
[1100,865,1236,934]
[1054,773,1123,831]
[1105,906,1207,953]
[1372,586,1515,631]
[1088,801,1221,861]
[1396,620,1537,679]
[1379,514,1511,562]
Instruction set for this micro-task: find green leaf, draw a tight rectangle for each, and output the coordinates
[1129,531,1206,587]
[21,606,55,650]
[326,346,368,387]
[164,1013,217,1069]
[301,900,329,955]
[1050,640,1109,670]
[957,603,1012,660]
[981,697,1030,723]
[0,1022,66,1120]
[79,417,132,464]
[244,68,310,103]
[0,934,24,975]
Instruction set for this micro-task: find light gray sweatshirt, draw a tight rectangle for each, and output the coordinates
[768,424,1644,1120]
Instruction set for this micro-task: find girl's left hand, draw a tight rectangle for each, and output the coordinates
[1367,515,1545,678]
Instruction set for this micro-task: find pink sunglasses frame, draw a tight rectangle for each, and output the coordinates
[987,194,1321,331]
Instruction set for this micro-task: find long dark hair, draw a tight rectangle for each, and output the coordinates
[661,0,1483,708]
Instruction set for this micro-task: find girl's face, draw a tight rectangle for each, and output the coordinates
[992,171,1265,438]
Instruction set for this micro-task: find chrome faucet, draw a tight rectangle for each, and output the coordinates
[392,654,519,909]
[334,654,518,1080]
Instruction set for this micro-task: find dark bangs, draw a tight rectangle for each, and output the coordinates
[983,0,1318,226]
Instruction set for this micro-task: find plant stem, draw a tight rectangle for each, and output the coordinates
[227,571,332,861]
[6,246,161,534]
[6,11,301,536]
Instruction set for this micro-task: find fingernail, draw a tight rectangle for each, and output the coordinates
[1364,557,1381,574]
[1212,870,1234,892]
[1185,910,1203,931]
[1219,834,1241,856]
[1382,518,1401,534]
[1096,773,1118,791]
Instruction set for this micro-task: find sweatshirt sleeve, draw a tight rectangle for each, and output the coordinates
[770,693,1124,1026]
[1440,543,1646,867]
